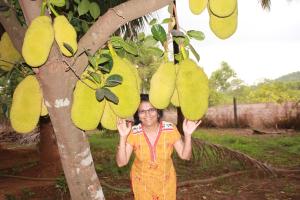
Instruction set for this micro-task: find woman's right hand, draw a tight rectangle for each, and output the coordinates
[117,118,132,137]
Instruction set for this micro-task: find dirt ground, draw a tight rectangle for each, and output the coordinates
[0,146,299,200]
[1,125,300,200]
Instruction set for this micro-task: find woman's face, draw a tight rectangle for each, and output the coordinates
[138,101,159,127]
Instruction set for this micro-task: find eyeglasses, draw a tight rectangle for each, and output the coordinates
[138,108,157,115]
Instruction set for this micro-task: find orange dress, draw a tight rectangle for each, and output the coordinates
[127,121,181,200]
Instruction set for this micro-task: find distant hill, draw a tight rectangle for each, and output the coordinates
[275,71,300,82]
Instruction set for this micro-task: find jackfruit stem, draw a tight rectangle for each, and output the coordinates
[41,1,47,16]
[48,3,59,17]
[180,46,187,60]
[108,42,117,58]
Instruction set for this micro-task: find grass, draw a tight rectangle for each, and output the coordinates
[193,129,300,167]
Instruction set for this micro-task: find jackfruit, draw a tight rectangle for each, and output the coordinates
[149,61,176,109]
[22,16,54,67]
[176,59,209,120]
[0,32,22,71]
[209,6,238,39]
[10,75,42,133]
[40,98,48,116]
[107,45,140,118]
[189,0,207,15]
[101,100,118,130]
[53,15,77,56]
[71,78,105,130]
[124,58,142,93]
[209,0,237,17]
[170,87,180,107]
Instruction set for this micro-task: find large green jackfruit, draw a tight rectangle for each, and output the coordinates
[22,16,54,67]
[176,59,209,120]
[170,87,180,107]
[189,0,207,15]
[0,32,22,71]
[209,6,238,39]
[53,15,77,56]
[10,75,42,133]
[108,46,140,118]
[71,79,105,130]
[149,61,176,109]
[209,0,237,17]
[101,101,118,130]
[124,58,142,93]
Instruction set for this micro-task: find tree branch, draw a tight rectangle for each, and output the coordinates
[0,3,26,52]
[70,0,172,82]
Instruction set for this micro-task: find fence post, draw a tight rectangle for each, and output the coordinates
[233,97,238,127]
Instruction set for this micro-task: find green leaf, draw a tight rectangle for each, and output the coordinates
[89,2,100,20]
[49,0,65,7]
[63,43,74,55]
[96,88,105,101]
[96,87,119,104]
[78,0,90,16]
[146,47,164,57]
[137,33,145,41]
[151,24,167,43]
[161,18,172,24]
[149,18,157,26]
[67,11,73,21]
[187,30,205,41]
[81,21,89,33]
[143,36,158,47]
[105,74,123,87]
[89,72,101,84]
[110,36,124,48]
[189,44,200,62]
[122,40,138,55]
[99,54,113,73]
[88,56,98,69]
[173,36,190,47]
[97,56,110,65]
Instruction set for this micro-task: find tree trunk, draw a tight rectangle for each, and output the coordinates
[39,117,62,176]
[4,0,174,199]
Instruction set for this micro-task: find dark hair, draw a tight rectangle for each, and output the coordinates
[133,94,163,125]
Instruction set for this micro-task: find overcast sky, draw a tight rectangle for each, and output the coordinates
[155,0,300,85]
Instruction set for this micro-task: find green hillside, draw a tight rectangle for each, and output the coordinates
[275,71,300,82]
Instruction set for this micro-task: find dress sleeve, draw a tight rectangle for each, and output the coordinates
[126,131,135,147]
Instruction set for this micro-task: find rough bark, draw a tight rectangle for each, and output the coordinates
[3,0,173,199]
[39,117,62,175]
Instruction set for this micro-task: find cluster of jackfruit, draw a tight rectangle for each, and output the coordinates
[10,75,48,134]
[189,0,238,39]
[22,15,77,67]
[71,46,140,131]
[0,32,22,71]
[149,58,208,120]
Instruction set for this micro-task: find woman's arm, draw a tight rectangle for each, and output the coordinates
[116,119,133,167]
[174,119,201,160]
[116,135,133,167]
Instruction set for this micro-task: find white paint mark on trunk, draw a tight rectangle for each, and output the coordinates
[80,153,93,167]
[45,101,51,108]
[77,148,90,158]
[57,143,65,149]
[76,168,80,174]
[54,98,70,108]
[88,185,105,200]
[94,187,105,200]
[91,173,98,181]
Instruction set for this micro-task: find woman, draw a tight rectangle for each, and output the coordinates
[116,94,201,200]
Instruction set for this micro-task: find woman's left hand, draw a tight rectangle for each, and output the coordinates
[182,118,202,136]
